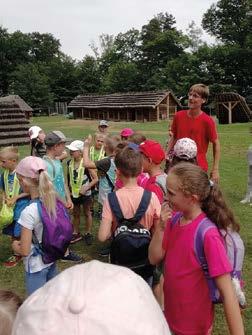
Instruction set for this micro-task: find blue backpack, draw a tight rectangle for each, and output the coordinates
[32,199,73,264]
[171,212,246,307]
[108,190,154,279]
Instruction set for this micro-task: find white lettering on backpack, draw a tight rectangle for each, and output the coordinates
[114,225,150,238]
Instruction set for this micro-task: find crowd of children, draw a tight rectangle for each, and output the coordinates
[0,84,247,334]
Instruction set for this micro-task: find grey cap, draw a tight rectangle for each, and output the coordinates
[45,130,68,146]
[99,120,109,127]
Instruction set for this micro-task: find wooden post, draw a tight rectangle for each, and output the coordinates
[81,108,84,119]
[228,102,232,124]
[157,106,160,121]
[167,95,170,119]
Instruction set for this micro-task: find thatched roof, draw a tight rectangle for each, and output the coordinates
[215,92,252,123]
[0,95,33,112]
[68,91,181,109]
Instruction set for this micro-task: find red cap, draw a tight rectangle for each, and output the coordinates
[139,140,165,164]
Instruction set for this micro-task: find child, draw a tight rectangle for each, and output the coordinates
[149,162,244,334]
[83,134,121,206]
[44,131,81,262]
[66,140,98,245]
[12,156,59,295]
[98,120,109,134]
[167,83,220,182]
[89,133,106,162]
[98,147,161,284]
[28,126,46,158]
[139,140,167,204]
[120,128,134,141]
[0,147,28,267]
[0,290,22,335]
[128,132,146,145]
[169,137,197,168]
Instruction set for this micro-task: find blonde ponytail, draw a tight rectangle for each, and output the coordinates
[38,171,57,218]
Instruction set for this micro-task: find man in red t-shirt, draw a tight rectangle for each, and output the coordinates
[167,84,220,182]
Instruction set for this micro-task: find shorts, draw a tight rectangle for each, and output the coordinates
[152,262,164,286]
[71,195,92,206]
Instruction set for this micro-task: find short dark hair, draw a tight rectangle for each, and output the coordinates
[115,147,143,178]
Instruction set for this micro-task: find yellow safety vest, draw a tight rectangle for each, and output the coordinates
[3,169,20,198]
[69,159,84,198]
[90,146,105,162]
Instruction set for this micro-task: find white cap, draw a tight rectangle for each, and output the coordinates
[173,138,197,160]
[99,120,109,127]
[12,261,171,335]
[66,140,84,152]
[28,126,42,139]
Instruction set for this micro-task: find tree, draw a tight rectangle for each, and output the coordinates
[186,21,204,52]
[28,32,61,62]
[77,55,101,93]
[10,63,54,107]
[202,0,251,47]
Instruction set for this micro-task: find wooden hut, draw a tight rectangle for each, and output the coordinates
[0,95,33,119]
[68,91,181,122]
[215,92,252,124]
[0,100,30,147]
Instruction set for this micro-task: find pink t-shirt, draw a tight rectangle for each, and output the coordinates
[162,212,231,335]
[102,186,161,232]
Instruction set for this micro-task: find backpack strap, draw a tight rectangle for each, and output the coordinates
[170,212,183,228]
[194,218,216,275]
[108,190,152,225]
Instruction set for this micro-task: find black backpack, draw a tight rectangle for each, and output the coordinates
[108,190,154,279]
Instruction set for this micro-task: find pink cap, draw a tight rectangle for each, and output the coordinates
[12,261,171,335]
[16,156,46,179]
[120,128,134,137]
[139,140,165,164]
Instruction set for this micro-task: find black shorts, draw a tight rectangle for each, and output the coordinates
[71,195,92,206]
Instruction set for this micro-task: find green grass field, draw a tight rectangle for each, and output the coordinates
[0,115,251,334]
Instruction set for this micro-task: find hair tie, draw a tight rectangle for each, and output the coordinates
[209,179,214,188]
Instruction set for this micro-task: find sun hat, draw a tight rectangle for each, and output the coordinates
[44,131,68,147]
[120,128,134,137]
[139,140,165,164]
[16,156,46,179]
[99,120,109,127]
[12,261,171,335]
[173,138,197,160]
[66,140,84,152]
[28,126,42,140]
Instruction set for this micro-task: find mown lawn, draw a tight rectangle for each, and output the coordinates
[0,115,251,334]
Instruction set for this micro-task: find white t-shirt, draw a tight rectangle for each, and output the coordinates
[18,202,53,273]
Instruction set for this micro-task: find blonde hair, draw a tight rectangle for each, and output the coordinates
[169,163,239,231]
[189,83,209,101]
[94,132,105,141]
[0,290,22,335]
[104,135,121,154]
[22,171,57,218]
[0,147,19,161]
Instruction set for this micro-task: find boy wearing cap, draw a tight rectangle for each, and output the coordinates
[98,120,109,134]
[170,138,198,167]
[139,140,167,204]
[66,140,98,245]
[29,126,46,158]
[120,128,134,141]
[167,83,220,182]
[44,131,81,262]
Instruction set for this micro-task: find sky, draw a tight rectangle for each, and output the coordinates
[0,0,217,61]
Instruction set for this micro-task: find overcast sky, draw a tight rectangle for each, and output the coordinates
[1,0,217,61]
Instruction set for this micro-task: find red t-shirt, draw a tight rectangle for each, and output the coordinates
[172,110,218,171]
[162,212,231,335]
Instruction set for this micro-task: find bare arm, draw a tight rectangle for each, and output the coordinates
[98,219,112,242]
[215,274,244,335]
[64,181,74,210]
[166,135,176,157]
[83,141,96,169]
[80,169,98,195]
[12,227,32,257]
[210,138,221,183]
[148,227,165,265]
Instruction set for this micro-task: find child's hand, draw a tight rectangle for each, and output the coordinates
[160,200,172,230]
[12,240,21,254]
[84,134,92,147]
[79,185,89,195]
[65,200,74,210]
[6,196,17,207]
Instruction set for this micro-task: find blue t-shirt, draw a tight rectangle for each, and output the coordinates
[44,158,66,201]
[0,171,15,193]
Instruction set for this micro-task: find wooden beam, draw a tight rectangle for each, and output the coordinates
[157,106,160,121]
[220,101,238,124]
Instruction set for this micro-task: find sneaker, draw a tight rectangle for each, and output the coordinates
[98,246,111,257]
[84,233,93,246]
[3,255,22,268]
[70,233,83,244]
[61,252,83,262]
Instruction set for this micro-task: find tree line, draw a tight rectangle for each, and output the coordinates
[0,0,251,108]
